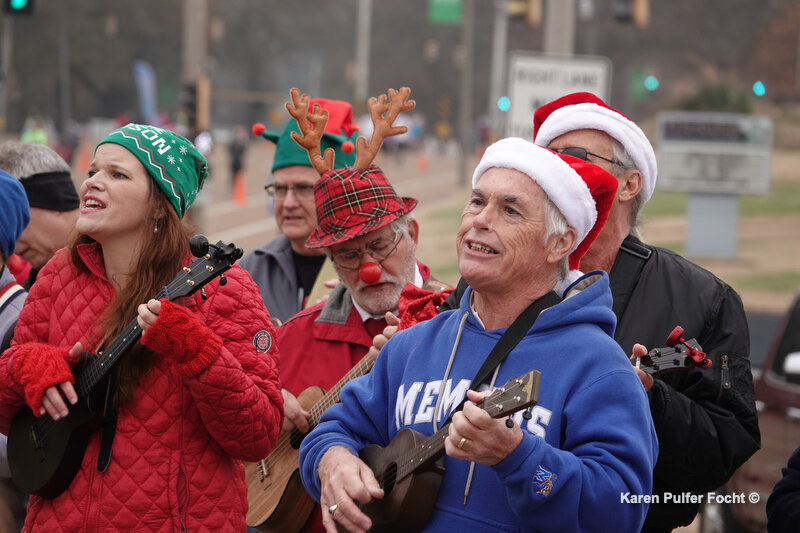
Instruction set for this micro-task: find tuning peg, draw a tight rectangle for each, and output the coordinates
[189,234,211,257]
[665,326,685,347]
[219,274,227,286]
[200,287,207,300]
[522,411,532,420]
[505,416,514,428]
[665,325,708,366]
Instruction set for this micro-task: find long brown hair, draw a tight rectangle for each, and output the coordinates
[68,184,194,405]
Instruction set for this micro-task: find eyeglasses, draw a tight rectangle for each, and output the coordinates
[264,183,315,199]
[553,147,623,167]
[329,231,403,271]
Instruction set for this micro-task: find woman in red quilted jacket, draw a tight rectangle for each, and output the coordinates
[0,123,284,532]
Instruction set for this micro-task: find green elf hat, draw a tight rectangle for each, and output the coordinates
[96,123,208,219]
[252,98,359,174]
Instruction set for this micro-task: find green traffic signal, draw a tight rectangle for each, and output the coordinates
[644,75,659,91]
[4,0,34,14]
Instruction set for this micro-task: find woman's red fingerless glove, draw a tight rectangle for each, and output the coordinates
[10,343,76,416]
[140,299,223,378]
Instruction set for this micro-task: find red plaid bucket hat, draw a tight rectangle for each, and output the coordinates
[305,165,417,248]
[283,86,418,248]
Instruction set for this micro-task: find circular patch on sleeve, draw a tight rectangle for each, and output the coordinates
[253,330,272,353]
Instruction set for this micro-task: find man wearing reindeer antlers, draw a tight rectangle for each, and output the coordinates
[299,137,657,533]
[252,88,448,533]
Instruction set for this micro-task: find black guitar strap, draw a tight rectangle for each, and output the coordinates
[447,290,560,422]
[608,235,652,320]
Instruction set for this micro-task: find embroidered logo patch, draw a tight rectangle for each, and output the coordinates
[533,465,558,496]
[253,330,272,353]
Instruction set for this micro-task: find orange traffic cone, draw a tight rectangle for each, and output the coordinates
[233,171,247,206]
[77,143,91,174]
[416,152,429,172]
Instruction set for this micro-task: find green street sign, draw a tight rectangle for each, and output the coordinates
[428,0,462,25]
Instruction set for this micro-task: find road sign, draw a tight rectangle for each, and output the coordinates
[657,111,773,195]
[428,0,462,25]
[506,51,611,139]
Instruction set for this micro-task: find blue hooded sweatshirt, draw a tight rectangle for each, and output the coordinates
[300,272,658,532]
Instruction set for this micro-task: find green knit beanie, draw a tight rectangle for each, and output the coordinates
[96,123,208,219]
[253,98,359,174]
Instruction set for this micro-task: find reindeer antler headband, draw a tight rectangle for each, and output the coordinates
[287,86,416,174]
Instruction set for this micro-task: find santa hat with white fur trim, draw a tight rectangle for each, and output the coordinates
[555,153,618,294]
[472,137,595,255]
[533,92,658,204]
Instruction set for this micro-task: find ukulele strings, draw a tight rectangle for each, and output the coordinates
[257,356,377,472]
[249,354,378,478]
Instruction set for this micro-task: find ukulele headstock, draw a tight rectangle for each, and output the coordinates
[634,326,711,375]
[480,370,542,419]
[164,235,243,300]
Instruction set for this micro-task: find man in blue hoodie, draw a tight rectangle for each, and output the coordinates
[299,138,658,533]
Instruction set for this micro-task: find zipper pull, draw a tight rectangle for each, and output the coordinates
[721,354,731,390]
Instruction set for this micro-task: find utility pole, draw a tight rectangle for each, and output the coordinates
[487,0,509,142]
[354,0,372,115]
[181,0,209,105]
[0,17,12,132]
[181,0,209,227]
[58,1,72,136]
[543,0,575,54]
[458,0,475,186]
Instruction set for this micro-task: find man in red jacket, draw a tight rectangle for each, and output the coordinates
[275,163,447,533]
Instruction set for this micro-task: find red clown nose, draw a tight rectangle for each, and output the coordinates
[359,262,382,284]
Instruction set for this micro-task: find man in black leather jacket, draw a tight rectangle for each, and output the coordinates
[439,92,760,532]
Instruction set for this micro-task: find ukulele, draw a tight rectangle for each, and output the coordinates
[355,370,541,533]
[245,351,378,532]
[7,236,243,498]
[633,325,711,375]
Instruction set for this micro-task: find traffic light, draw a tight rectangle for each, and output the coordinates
[195,74,210,132]
[497,96,511,112]
[526,0,541,27]
[181,81,198,132]
[506,0,540,27]
[613,0,649,28]
[180,75,210,134]
[3,0,34,15]
[631,0,649,28]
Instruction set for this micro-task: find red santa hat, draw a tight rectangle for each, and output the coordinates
[533,92,657,203]
[555,153,618,293]
[472,138,595,255]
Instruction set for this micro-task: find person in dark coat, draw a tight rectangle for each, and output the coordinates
[766,444,800,533]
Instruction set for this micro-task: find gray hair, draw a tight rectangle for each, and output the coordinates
[542,195,570,280]
[0,141,71,179]
[389,214,413,238]
[610,140,644,235]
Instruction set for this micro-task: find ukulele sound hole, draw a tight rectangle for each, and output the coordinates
[289,429,306,449]
[381,463,398,495]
